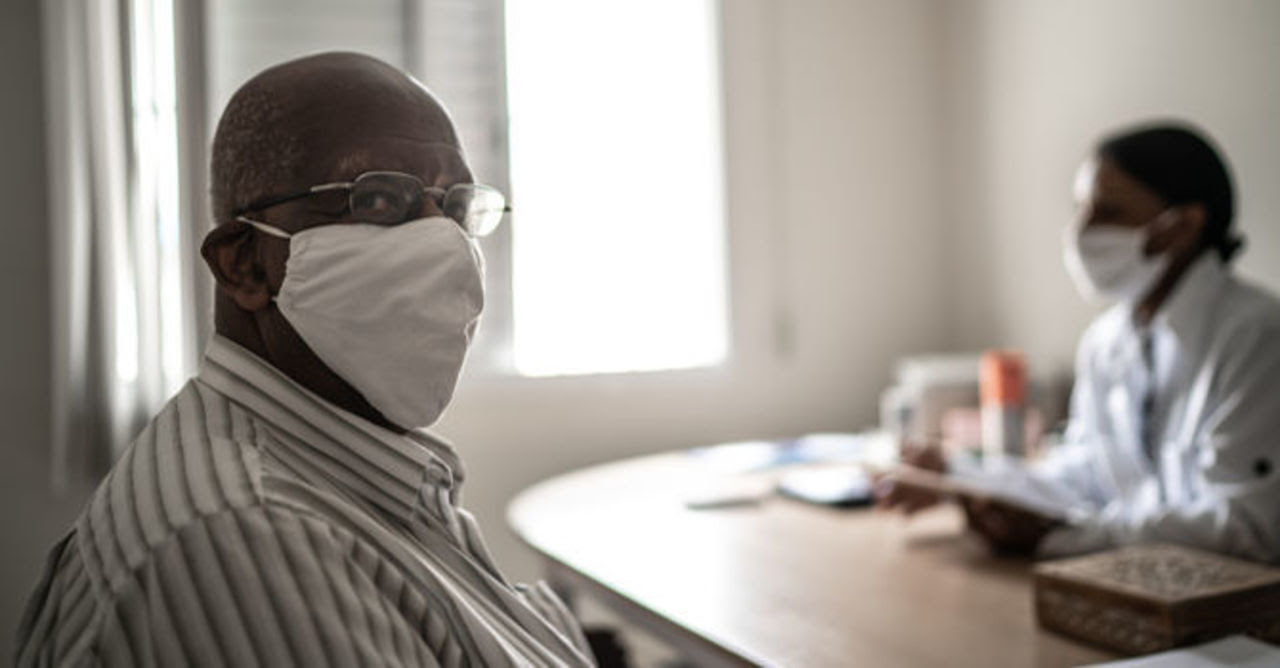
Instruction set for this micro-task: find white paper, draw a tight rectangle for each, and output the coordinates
[938,453,1097,524]
[1084,635,1280,668]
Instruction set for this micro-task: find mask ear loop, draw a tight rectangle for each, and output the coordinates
[1151,208,1182,232]
[1142,208,1184,257]
[236,216,294,239]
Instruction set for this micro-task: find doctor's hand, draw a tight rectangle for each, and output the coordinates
[874,443,948,515]
[961,496,1061,556]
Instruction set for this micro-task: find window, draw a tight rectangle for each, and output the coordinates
[129,0,191,402]
[208,0,407,118]
[505,0,728,377]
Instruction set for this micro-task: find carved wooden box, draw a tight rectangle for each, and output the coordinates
[1034,544,1280,655]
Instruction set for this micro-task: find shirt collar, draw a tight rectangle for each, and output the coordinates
[1151,253,1229,344]
[197,334,465,524]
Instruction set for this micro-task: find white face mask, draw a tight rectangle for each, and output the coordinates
[1062,223,1169,303]
[242,216,484,429]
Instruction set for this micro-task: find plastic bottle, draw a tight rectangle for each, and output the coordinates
[980,350,1026,466]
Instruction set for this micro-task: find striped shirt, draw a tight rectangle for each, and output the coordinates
[17,335,594,667]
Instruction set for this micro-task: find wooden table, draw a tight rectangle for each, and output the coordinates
[508,451,1117,667]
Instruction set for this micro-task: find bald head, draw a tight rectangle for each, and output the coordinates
[210,52,463,223]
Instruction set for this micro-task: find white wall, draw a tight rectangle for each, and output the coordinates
[438,0,951,582]
[941,0,1280,375]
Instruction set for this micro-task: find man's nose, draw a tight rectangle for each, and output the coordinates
[414,189,446,220]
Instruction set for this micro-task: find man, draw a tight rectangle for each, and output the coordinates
[881,123,1280,562]
[18,52,595,667]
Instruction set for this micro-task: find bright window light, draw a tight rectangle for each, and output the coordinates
[505,0,728,377]
[128,0,188,398]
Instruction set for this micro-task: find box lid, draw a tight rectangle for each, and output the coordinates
[1035,544,1280,604]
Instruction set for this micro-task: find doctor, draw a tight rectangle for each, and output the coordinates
[882,123,1280,562]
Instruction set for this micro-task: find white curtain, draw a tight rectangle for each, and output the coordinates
[42,0,202,487]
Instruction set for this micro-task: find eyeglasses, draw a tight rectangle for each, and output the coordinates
[234,171,510,237]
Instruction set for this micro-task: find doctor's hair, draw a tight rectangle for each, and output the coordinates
[1097,122,1243,263]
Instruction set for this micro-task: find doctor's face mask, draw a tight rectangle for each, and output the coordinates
[236,171,506,429]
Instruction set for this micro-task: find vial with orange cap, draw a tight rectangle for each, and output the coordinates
[980,350,1027,466]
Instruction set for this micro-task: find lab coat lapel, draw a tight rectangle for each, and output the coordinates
[1096,320,1156,498]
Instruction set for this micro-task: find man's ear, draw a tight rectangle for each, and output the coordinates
[201,221,273,311]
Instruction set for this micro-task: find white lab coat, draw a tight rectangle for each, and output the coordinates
[1011,255,1280,562]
